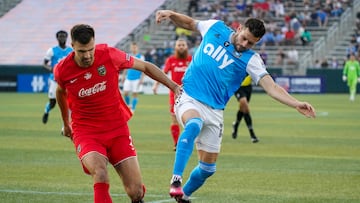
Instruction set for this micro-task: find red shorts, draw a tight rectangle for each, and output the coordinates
[72,124,137,174]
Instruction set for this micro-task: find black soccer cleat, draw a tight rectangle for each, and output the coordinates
[175,197,191,203]
[42,113,49,124]
[232,121,239,139]
[251,136,259,143]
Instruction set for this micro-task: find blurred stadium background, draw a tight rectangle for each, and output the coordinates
[0,0,359,94]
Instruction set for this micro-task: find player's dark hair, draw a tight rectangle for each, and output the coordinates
[70,24,95,44]
[244,18,266,38]
[56,30,68,38]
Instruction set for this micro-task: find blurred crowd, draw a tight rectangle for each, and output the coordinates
[143,0,353,69]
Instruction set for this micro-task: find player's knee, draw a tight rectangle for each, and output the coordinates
[184,117,203,136]
[126,183,145,202]
[199,161,216,179]
[49,99,56,109]
[92,166,109,182]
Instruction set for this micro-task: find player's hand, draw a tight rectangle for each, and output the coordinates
[295,102,316,118]
[357,77,360,83]
[174,85,183,100]
[156,10,171,24]
[342,76,347,82]
[61,125,73,140]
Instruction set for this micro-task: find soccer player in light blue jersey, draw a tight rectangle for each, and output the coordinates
[42,30,73,124]
[156,10,316,203]
[121,42,145,113]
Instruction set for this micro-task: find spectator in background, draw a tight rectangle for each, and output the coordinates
[286,47,299,66]
[330,57,339,69]
[274,29,285,46]
[316,7,329,27]
[284,25,296,45]
[259,45,268,65]
[273,0,285,17]
[275,47,286,66]
[320,57,329,68]
[300,28,312,46]
[188,0,199,16]
[346,40,358,59]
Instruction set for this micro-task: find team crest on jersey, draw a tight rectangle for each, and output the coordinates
[97,65,106,76]
[224,41,230,47]
[233,50,242,58]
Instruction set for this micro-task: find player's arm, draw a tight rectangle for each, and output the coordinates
[132,57,181,96]
[43,48,53,71]
[258,75,316,118]
[56,85,72,138]
[43,59,52,71]
[156,10,198,32]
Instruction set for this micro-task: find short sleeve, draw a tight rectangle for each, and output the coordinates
[108,47,134,71]
[246,53,269,85]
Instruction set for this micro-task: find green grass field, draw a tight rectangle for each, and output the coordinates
[0,92,359,203]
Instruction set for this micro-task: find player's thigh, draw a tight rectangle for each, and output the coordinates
[48,80,57,99]
[123,80,132,92]
[114,156,142,187]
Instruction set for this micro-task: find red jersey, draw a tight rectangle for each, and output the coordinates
[54,44,133,134]
[163,55,192,85]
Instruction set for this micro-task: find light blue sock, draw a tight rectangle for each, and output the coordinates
[183,161,216,197]
[124,96,130,106]
[173,118,203,176]
[44,102,50,114]
[132,97,138,110]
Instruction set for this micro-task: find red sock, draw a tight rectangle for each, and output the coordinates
[171,124,180,146]
[94,182,112,203]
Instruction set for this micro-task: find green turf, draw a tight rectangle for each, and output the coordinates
[0,92,359,203]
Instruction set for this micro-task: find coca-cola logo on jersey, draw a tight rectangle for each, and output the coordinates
[78,81,107,97]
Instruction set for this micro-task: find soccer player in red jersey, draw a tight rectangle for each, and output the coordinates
[54,24,181,203]
[153,38,192,151]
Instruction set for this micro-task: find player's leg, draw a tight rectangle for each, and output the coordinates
[180,108,222,202]
[109,125,145,203]
[170,110,203,190]
[114,157,145,203]
[82,152,112,203]
[123,79,131,107]
[42,80,57,124]
[169,93,180,151]
[232,88,243,139]
[241,88,258,143]
[171,114,180,151]
[170,93,203,199]
[349,78,357,101]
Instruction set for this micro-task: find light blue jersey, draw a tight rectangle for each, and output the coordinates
[126,53,145,80]
[183,20,268,110]
[45,45,73,80]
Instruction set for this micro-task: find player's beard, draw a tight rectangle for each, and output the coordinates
[176,49,188,59]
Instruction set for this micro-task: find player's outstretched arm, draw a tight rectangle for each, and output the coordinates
[156,10,198,32]
[259,75,316,118]
[132,58,181,97]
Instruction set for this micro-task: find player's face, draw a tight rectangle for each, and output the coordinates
[175,40,188,55]
[57,33,67,45]
[232,27,260,52]
[72,38,95,68]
